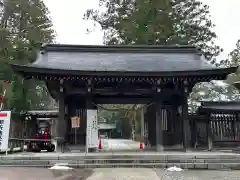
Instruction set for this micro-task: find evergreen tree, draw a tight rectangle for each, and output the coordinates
[85,0,221,63]
[226,40,240,90]
[0,0,56,111]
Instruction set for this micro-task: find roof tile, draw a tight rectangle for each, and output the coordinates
[31,45,216,72]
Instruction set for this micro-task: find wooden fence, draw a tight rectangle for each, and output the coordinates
[6,113,26,153]
[1,113,38,153]
[192,113,240,149]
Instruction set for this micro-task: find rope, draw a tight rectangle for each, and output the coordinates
[0,80,8,111]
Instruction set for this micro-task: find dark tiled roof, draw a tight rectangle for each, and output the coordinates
[199,101,240,112]
[27,44,217,72]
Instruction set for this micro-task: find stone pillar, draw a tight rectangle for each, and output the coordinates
[182,87,191,151]
[156,100,163,152]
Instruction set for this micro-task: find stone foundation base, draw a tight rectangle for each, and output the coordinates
[88,148,98,152]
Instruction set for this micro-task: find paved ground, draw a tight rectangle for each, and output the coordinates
[102,139,140,151]
[0,167,93,180]
[1,167,240,180]
[87,168,240,180]
[54,138,140,152]
[154,169,240,180]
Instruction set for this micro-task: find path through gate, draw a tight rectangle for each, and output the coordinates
[96,104,146,153]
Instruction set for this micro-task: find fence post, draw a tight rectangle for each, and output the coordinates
[207,114,213,151]
[233,113,237,140]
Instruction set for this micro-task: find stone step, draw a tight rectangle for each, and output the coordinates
[2,158,240,163]
[2,154,240,160]
[1,152,240,169]
[1,158,240,167]
[0,161,240,170]
[84,158,240,163]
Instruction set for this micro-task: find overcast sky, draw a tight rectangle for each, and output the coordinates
[43,0,240,60]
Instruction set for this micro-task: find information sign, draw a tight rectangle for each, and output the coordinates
[0,111,11,152]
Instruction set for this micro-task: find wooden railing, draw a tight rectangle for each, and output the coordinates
[190,113,240,149]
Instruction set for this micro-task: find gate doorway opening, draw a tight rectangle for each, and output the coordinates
[96,104,146,152]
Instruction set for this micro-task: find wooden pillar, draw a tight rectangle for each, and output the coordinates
[190,116,197,148]
[144,104,151,147]
[156,99,163,151]
[155,80,163,152]
[56,79,66,152]
[233,113,237,140]
[140,107,145,137]
[171,105,181,148]
[56,93,65,148]
[182,85,191,151]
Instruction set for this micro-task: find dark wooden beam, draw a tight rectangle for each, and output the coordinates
[95,97,151,104]
[65,86,157,95]
[22,70,230,84]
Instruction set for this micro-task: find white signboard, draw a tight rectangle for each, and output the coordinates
[0,111,11,151]
[86,110,98,149]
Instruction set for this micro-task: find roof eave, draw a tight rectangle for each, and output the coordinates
[199,101,240,113]
[10,64,238,78]
[198,107,240,113]
[201,101,240,106]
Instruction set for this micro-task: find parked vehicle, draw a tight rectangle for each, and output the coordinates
[27,120,55,152]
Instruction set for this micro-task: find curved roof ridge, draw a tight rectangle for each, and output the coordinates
[40,43,200,54]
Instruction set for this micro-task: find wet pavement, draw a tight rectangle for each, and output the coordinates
[1,167,240,180]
